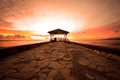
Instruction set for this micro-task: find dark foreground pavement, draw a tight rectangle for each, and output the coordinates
[0,42,120,80]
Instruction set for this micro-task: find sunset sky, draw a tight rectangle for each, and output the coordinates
[0,0,120,40]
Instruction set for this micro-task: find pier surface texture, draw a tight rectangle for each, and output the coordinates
[0,42,120,80]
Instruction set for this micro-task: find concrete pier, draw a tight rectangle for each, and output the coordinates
[0,42,120,80]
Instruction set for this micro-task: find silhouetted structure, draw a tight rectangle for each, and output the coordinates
[48,29,69,42]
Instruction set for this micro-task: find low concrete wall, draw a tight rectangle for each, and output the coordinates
[0,42,50,59]
[69,42,120,56]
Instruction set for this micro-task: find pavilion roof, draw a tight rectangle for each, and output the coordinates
[48,29,69,34]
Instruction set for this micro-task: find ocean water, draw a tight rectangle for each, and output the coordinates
[76,39,120,49]
[0,40,120,49]
[0,40,47,48]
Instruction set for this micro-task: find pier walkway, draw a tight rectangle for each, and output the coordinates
[0,42,120,80]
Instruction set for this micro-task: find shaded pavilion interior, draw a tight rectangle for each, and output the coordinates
[48,29,69,42]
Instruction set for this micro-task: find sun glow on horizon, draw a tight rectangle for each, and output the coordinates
[30,36,46,40]
[31,16,76,34]
[14,15,83,35]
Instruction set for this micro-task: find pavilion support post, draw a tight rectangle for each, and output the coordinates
[50,34,54,42]
[64,34,67,41]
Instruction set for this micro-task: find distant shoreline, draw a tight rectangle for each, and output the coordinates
[100,37,120,40]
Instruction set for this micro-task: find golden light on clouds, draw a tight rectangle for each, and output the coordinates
[0,0,120,40]
[27,15,77,34]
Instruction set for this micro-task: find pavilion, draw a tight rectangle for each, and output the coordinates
[48,29,69,42]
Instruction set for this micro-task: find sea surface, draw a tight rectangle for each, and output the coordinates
[0,40,47,48]
[0,40,120,49]
[75,39,120,49]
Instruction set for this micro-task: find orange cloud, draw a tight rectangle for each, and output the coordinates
[0,19,14,29]
[70,23,120,40]
[0,29,32,36]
